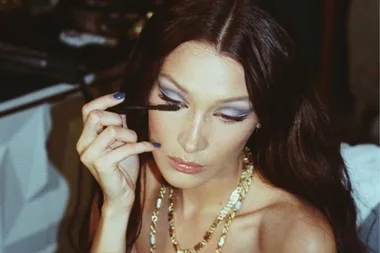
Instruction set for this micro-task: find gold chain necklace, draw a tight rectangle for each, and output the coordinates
[149,148,254,253]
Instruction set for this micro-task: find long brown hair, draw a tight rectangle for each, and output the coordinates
[90,1,367,252]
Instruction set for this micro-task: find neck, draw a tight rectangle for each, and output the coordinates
[172,153,244,220]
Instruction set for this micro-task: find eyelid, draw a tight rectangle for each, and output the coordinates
[219,113,249,119]
[218,109,252,118]
[158,85,185,101]
[216,113,249,123]
[158,85,169,96]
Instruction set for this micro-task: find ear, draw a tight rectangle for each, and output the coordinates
[256,123,261,129]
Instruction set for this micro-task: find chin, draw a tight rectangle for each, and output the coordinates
[162,171,204,189]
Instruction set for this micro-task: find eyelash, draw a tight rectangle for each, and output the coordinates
[158,92,187,108]
[158,92,248,124]
[215,113,248,123]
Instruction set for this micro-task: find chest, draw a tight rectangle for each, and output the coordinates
[135,204,265,253]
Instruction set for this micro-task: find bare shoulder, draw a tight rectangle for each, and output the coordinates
[279,205,337,253]
[260,199,336,253]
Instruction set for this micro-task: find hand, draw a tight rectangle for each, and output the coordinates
[76,92,160,209]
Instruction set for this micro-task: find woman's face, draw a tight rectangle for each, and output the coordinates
[148,41,259,189]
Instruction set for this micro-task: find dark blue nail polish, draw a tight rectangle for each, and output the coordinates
[113,92,125,100]
[152,142,161,148]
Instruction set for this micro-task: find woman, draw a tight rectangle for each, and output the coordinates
[76,0,367,252]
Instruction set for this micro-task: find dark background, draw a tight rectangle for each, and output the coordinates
[0,0,378,143]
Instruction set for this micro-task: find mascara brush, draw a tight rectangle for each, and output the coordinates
[106,104,180,114]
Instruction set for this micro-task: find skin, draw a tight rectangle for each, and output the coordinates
[77,40,336,253]
[134,41,337,252]
[147,41,258,215]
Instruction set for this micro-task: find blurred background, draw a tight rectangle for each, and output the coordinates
[0,0,378,253]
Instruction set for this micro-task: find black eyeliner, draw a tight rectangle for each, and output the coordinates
[158,92,178,104]
[218,113,249,122]
[158,84,187,102]
[158,91,188,108]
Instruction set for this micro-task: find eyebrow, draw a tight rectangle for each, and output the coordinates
[158,73,250,103]
[159,73,189,94]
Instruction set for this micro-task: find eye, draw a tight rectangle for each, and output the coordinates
[214,112,249,124]
[158,92,188,108]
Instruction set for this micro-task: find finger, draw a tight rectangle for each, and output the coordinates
[121,114,127,128]
[98,141,159,169]
[108,140,125,150]
[108,115,128,150]
[81,92,126,123]
[80,126,138,166]
[77,110,124,154]
[94,141,159,184]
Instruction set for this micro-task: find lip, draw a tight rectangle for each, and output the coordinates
[168,156,204,174]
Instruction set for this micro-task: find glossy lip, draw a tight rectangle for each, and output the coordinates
[168,156,204,174]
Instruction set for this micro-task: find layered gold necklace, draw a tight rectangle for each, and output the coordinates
[149,148,254,253]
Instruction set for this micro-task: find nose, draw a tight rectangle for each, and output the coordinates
[177,112,208,154]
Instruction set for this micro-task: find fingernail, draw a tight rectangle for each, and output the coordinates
[113,92,125,100]
[152,142,161,148]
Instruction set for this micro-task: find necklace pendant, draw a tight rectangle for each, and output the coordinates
[218,236,226,247]
[150,234,156,245]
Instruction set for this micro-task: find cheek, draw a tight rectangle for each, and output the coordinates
[148,111,179,142]
[208,117,257,156]
[211,124,254,149]
[206,127,253,167]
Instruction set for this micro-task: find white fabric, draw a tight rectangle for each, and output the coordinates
[342,143,380,252]
[0,104,69,253]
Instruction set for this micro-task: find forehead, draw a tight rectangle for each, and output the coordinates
[160,41,248,98]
